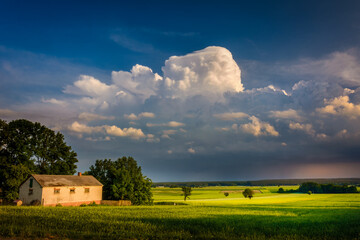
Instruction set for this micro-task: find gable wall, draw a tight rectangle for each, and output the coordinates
[19,177,42,205]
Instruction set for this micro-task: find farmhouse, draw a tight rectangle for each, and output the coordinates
[19,173,103,206]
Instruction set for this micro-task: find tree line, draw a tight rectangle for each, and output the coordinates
[278,182,358,194]
[153,178,360,188]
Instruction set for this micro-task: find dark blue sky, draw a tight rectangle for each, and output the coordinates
[2,1,359,70]
[1,1,360,181]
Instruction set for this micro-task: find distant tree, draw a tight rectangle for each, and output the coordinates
[242,188,254,199]
[181,186,192,201]
[299,182,322,193]
[278,188,285,193]
[307,191,312,195]
[0,119,78,201]
[224,192,229,197]
[88,157,153,205]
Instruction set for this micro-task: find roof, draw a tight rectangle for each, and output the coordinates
[30,174,103,187]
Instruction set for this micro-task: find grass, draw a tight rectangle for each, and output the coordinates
[0,186,359,239]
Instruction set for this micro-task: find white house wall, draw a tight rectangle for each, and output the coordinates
[19,177,42,205]
[41,185,103,206]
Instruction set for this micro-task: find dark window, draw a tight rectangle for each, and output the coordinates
[28,189,33,195]
[54,189,60,194]
[85,188,90,193]
[70,188,75,194]
[29,179,33,188]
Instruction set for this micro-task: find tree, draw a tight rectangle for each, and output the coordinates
[299,182,321,193]
[87,157,153,205]
[224,192,229,197]
[0,119,78,201]
[181,186,192,201]
[278,187,285,193]
[242,188,254,199]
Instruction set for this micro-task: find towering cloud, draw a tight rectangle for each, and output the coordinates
[112,64,163,102]
[162,46,243,100]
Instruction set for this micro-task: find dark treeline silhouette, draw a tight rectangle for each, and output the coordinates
[152,178,360,188]
[278,182,358,194]
[298,182,358,193]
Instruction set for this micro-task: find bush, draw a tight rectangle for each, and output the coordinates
[278,188,285,193]
[88,201,97,206]
[307,191,312,195]
[30,200,41,206]
[242,188,254,199]
[56,203,62,207]
[80,203,87,207]
[224,192,229,197]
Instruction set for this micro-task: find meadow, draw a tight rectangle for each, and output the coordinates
[0,186,359,239]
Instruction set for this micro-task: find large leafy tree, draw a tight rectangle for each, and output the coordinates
[87,157,153,205]
[0,119,78,201]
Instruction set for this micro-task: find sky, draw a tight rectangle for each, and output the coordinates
[1,0,360,182]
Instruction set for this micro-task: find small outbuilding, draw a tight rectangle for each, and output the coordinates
[19,173,103,206]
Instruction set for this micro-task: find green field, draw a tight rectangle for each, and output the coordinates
[1,186,360,239]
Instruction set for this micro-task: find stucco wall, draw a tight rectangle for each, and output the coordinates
[41,185,103,206]
[19,177,42,205]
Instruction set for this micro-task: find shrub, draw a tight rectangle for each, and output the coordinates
[308,191,312,195]
[278,188,285,193]
[30,200,41,206]
[80,203,87,207]
[56,203,62,207]
[242,188,254,199]
[88,201,97,206]
[224,192,229,197]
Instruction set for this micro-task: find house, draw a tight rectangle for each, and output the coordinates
[19,173,103,206]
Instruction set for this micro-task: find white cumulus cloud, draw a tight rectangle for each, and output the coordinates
[64,75,117,97]
[289,122,327,139]
[289,122,315,135]
[147,121,185,127]
[162,46,243,100]
[316,96,360,119]
[213,112,249,121]
[78,112,115,122]
[68,121,145,140]
[269,109,302,121]
[188,148,196,154]
[112,64,162,102]
[124,112,156,120]
[241,116,279,137]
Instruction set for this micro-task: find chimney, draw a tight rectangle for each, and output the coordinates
[78,172,82,177]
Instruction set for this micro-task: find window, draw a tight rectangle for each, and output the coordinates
[84,188,90,193]
[70,188,75,194]
[28,189,33,195]
[29,178,33,188]
[54,188,60,194]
